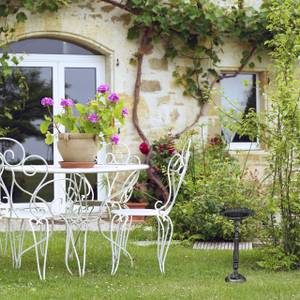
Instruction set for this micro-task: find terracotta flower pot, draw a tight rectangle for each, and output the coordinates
[127,201,148,222]
[57,133,99,164]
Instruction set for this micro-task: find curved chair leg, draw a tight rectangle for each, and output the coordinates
[8,219,26,269]
[110,214,133,275]
[3,219,10,256]
[65,222,74,275]
[156,215,174,273]
[29,218,50,280]
[65,220,88,277]
[15,219,26,269]
[65,221,83,277]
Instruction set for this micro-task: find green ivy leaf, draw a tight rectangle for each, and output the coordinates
[127,26,140,40]
[16,12,27,23]
[248,62,255,68]
[0,5,7,17]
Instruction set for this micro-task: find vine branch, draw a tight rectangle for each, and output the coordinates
[101,0,139,14]
[132,28,169,202]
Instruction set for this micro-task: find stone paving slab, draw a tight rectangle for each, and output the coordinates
[193,241,253,250]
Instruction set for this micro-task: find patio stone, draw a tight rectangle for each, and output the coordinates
[193,242,253,250]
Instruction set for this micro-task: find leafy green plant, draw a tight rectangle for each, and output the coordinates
[220,0,300,270]
[171,136,264,242]
[39,84,127,145]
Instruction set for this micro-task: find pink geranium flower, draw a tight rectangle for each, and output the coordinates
[60,98,74,107]
[97,84,110,94]
[41,97,54,106]
[121,108,128,118]
[108,92,119,103]
[110,134,119,145]
[87,113,98,123]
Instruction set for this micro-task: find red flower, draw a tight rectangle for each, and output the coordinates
[168,147,175,155]
[210,136,222,145]
[139,142,150,155]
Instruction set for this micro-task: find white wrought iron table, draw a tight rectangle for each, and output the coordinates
[3,163,149,278]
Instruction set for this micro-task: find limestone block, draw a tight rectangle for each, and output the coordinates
[148,57,168,71]
[170,109,180,122]
[141,80,161,92]
[157,96,170,106]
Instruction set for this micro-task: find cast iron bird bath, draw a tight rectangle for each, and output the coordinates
[220,207,254,283]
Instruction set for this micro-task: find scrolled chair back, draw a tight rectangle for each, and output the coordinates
[154,138,191,215]
[0,138,27,209]
[0,137,26,167]
[102,143,141,205]
[0,138,53,218]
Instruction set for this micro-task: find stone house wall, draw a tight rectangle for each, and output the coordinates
[12,0,269,175]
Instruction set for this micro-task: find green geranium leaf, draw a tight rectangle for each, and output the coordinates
[40,119,51,134]
[45,131,53,145]
[75,103,86,114]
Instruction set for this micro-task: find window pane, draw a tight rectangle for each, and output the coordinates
[0,38,97,55]
[65,67,98,197]
[0,67,54,202]
[65,68,96,103]
[220,74,257,143]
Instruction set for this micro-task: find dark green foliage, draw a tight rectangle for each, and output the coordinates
[171,136,264,242]
[126,0,271,105]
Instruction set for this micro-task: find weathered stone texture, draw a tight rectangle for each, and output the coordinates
[157,96,170,105]
[141,80,161,92]
[170,109,180,122]
[149,57,168,71]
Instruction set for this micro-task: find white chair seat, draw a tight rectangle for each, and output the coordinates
[111,208,160,217]
[2,209,55,220]
[0,202,48,210]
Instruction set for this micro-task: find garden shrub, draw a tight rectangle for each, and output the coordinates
[171,136,265,242]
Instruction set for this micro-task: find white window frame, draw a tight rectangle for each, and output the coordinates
[221,72,260,151]
[8,53,106,199]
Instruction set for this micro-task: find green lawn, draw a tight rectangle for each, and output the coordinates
[0,231,299,300]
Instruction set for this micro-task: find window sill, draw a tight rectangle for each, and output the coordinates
[226,143,260,151]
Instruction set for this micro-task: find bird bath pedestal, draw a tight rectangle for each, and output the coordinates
[220,208,254,283]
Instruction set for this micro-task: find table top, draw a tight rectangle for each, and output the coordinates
[5,163,149,174]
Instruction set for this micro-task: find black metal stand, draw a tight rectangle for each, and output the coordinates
[225,220,246,282]
[221,208,254,283]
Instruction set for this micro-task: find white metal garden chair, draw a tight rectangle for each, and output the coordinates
[0,138,63,280]
[109,139,191,275]
[63,143,141,277]
[0,138,93,280]
[100,143,141,209]
[95,143,141,246]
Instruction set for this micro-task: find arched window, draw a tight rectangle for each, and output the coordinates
[2,38,98,55]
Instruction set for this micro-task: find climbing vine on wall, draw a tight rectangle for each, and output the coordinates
[0,0,273,201]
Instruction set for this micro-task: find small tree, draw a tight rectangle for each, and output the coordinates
[222,0,300,269]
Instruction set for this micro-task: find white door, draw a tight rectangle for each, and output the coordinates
[3,52,105,201]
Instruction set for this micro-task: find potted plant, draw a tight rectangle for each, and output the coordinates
[40,84,128,167]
